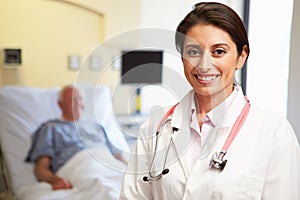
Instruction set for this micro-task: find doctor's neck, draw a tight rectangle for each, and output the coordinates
[195,87,233,115]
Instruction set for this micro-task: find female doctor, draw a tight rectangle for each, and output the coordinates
[120,2,300,200]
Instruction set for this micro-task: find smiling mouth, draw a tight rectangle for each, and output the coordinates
[194,74,219,82]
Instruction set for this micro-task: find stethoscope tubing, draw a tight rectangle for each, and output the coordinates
[144,119,173,182]
[221,97,250,152]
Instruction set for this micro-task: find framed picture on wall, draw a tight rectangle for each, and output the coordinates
[2,48,22,68]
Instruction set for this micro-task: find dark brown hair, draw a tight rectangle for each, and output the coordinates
[175,2,249,59]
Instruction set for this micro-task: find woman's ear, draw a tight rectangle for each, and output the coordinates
[236,45,248,70]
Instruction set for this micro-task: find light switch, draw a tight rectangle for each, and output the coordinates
[89,56,101,70]
[68,55,80,70]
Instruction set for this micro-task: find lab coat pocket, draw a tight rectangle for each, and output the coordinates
[236,174,264,200]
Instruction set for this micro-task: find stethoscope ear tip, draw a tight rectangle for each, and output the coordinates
[162,168,169,175]
[143,176,149,182]
[143,168,170,182]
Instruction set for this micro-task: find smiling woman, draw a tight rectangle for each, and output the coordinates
[175,2,249,116]
[120,2,299,200]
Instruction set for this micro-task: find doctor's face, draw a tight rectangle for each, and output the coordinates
[182,24,247,99]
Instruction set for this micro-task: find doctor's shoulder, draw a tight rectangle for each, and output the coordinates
[246,106,298,142]
[139,105,173,135]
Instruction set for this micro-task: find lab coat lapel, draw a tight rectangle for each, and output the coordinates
[170,91,194,178]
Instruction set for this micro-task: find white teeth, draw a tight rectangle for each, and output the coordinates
[196,75,217,81]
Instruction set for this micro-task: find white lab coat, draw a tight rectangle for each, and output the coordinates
[120,88,300,200]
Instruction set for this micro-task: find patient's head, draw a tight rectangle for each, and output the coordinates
[58,85,84,121]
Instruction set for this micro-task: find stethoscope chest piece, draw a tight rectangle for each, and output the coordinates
[209,151,227,171]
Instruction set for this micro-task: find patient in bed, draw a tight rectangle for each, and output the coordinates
[25,85,127,191]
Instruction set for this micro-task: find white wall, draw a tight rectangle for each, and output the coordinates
[139,0,195,113]
[247,0,294,116]
[287,0,300,141]
[140,0,244,31]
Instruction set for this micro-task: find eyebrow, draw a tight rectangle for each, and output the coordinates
[184,44,202,49]
[211,43,231,49]
[184,43,201,47]
[184,43,231,49]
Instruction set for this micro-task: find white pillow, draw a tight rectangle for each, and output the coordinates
[0,86,61,192]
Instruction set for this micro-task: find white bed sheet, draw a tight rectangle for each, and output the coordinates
[0,85,129,199]
[17,147,126,200]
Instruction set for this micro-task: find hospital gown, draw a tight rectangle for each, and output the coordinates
[25,119,120,172]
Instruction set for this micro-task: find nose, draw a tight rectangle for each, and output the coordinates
[195,53,212,73]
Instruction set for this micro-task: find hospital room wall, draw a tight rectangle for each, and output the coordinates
[287,0,300,142]
[1,0,299,135]
[0,0,141,88]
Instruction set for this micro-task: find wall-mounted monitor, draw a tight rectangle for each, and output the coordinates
[121,50,163,84]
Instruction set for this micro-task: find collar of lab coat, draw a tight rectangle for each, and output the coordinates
[209,86,246,128]
[170,86,247,130]
[220,86,247,127]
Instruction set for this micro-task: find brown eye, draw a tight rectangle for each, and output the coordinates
[185,48,202,57]
[213,49,226,56]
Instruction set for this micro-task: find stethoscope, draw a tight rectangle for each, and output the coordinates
[143,97,250,182]
[143,104,178,182]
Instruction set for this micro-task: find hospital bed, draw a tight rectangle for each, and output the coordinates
[0,85,130,200]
